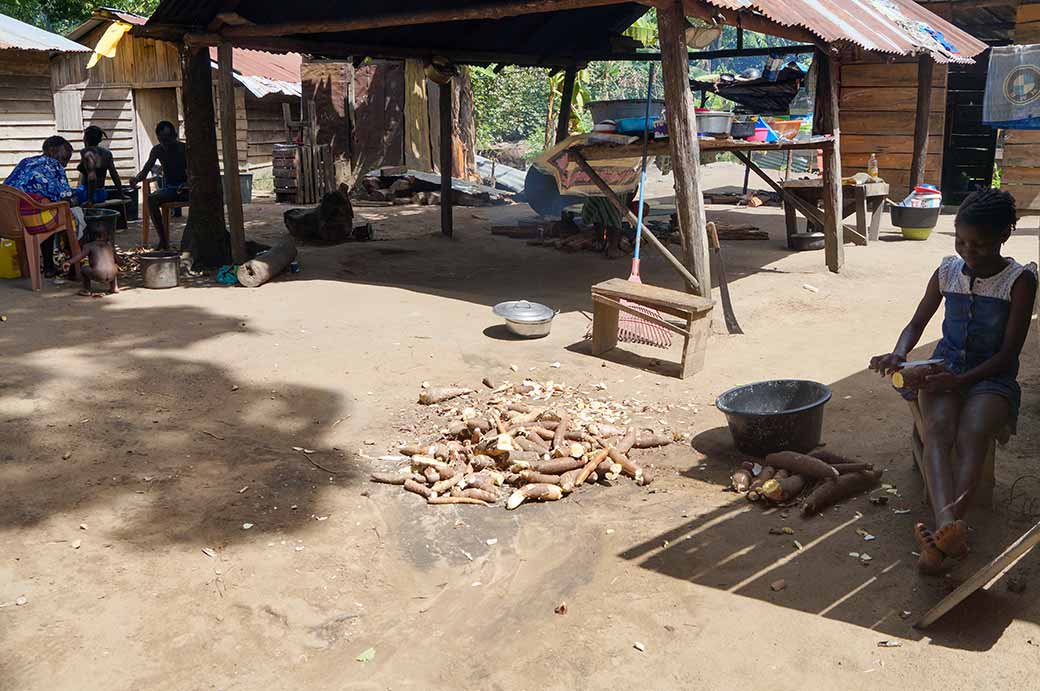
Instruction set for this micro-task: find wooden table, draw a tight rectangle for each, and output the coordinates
[571,136,845,272]
[782,179,889,248]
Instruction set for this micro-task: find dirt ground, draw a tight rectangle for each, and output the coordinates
[1,163,1038,690]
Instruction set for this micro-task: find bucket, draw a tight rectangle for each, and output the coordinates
[716,379,832,456]
[221,173,254,204]
[0,239,20,279]
[140,251,180,289]
[83,208,120,242]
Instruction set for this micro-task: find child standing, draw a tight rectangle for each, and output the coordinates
[869,189,1036,574]
[63,226,119,297]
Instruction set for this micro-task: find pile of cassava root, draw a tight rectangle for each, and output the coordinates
[368,380,681,510]
[730,450,884,515]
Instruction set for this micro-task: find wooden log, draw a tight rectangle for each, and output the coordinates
[659,0,710,297]
[440,77,453,237]
[909,55,935,195]
[217,43,247,265]
[236,239,297,287]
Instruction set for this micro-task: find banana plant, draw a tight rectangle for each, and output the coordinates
[544,68,592,146]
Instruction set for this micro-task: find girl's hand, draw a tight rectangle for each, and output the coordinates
[869,353,906,376]
[924,371,961,391]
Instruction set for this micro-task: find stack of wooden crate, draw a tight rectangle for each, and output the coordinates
[272,101,336,204]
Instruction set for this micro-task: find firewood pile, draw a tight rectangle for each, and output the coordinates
[354,167,508,207]
[730,450,883,515]
[370,379,685,509]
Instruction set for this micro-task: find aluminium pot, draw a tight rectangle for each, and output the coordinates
[492,300,557,338]
[140,251,180,289]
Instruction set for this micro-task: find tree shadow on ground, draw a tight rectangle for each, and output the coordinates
[619,337,1040,651]
[0,297,360,548]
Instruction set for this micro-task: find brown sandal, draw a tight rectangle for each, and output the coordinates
[914,523,946,575]
[935,520,969,559]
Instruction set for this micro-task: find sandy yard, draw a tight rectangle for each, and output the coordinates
[1,162,1038,690]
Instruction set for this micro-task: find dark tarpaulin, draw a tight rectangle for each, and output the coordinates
[690,65,806,114]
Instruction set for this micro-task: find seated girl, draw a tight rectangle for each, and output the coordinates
[869,189,1036,574]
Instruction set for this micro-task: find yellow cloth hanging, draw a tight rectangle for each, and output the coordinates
[86,21,133,69]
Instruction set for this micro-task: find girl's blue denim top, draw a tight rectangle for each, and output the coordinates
[932,255,1037,425]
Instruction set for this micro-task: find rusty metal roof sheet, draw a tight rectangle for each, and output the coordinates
[0,12,90,52]
[695,0,987,63]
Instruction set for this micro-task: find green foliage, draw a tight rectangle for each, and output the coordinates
[472,66,551,150]
[992,164,1002,189]
[0,0,159,34]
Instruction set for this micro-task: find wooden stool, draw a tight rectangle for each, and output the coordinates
[591,277,714,379]
[908,399,1009,510]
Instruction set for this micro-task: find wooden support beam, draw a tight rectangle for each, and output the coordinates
[219,0,626,39]
[660,0,710,297]
[819,51,844,273]
[440,78,454,238]
[555,65,577,144]
[217,43,247,264]
[570,151,699,292]
[909,55,935,194]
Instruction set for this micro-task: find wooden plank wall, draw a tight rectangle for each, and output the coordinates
[51,27,181,90]
[214,84,249,171]
[0,50,58,179]
[246,95,291,170]
[838,54,948,195]
[1003,2,1040,210]
[63,86,138,182]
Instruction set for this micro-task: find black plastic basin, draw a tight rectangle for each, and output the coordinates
[716,379,832,457]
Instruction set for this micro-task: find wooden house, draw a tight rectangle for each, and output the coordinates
[49,8,301,183]
[0,13,90,179]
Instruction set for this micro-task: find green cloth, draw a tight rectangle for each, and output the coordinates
[581,196,622,229]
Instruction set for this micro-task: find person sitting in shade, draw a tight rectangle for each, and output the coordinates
[3,135,84,277]
[76,125,123,208]
[128,120,188,251]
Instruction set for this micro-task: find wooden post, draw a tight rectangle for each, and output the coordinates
[179,45,229,267]
[217,43,247,264]
[659,0,710,297]
[440,77,453,237]
[555,65,577,144]
[909,55,935,194]
[819,51,844,273]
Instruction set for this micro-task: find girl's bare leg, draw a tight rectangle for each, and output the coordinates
[949,393,1010,518]
[919,390,963,531]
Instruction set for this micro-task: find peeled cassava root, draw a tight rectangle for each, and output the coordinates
[761,475,807,502]
[507,483,563,510]
[418,387,474,405]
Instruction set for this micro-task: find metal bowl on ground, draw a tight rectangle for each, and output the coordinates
[790,232,825,251]
[140,251,180,289]
[716,379,832,456]
[492,300,557,338]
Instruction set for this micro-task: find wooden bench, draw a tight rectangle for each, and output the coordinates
[782,179,889,247]
[907,399,1009,511]
[591,278,714,379]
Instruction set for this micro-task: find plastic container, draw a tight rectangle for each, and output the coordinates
[83,208,120,241]
[901,184,942,208]
[0,239,20,279]
[890,204,941,240]
[716,379,832,456]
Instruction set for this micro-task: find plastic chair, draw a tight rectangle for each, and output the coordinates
[140,177,190,246]
[0,184,80,291]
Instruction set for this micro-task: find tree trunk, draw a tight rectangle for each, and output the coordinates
[180,45,230,267]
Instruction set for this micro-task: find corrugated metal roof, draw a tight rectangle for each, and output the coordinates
[0,12,90,52]
[695,0,988,63]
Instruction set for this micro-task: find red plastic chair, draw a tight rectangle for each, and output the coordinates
[0,184,81,291]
